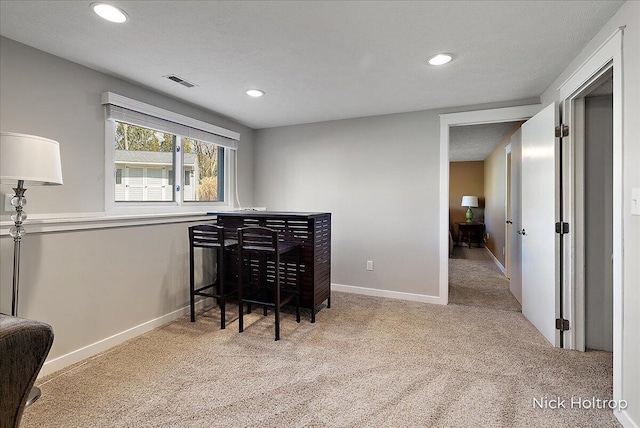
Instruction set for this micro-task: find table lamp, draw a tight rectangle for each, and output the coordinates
[461,195,478,223]
[0,131,63,405]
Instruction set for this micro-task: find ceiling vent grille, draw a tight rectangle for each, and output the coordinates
[164,74,196,88]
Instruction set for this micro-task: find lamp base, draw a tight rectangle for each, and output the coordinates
[26,386,41,406]
[465,207,474,223]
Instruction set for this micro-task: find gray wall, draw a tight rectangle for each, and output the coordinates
[253,101,537,298]
[584,94,613,352]
[0,37,254,362]
[255,111,441,296]
[1,223,196,359]
[0,36,255,214]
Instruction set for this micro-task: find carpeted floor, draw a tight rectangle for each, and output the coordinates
[449,246,522,312]
[22,292,619,427]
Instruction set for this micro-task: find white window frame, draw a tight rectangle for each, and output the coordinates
[103,92,239,215]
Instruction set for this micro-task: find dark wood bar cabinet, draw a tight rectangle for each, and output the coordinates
[215,211,331,322]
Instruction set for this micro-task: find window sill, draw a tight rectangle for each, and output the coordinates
[0,211,221,235]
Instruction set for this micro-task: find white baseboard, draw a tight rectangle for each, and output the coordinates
[616,409,639,428]
[39,301,204,378]
[484,247,506,275]
[332,283,444,305]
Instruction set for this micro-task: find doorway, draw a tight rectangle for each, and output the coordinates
[573,70,614,352]
[447,122,522,312]
[438,105,540,305]
[557,27,623,407]
[584,82,614,352]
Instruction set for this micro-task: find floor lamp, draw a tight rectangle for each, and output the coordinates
[0,132,63,405]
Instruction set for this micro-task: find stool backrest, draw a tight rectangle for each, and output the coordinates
[237,226,278,252]
[189,224,224,248]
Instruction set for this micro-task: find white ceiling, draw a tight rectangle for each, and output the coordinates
[449,122,522,162]
[0,1,624,129]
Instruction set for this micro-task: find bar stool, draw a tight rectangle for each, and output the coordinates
[237,226,301,341]
[189,224,237,329]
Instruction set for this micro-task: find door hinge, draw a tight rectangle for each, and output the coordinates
[555,124,569,138]
[556,318,570,331]
[555,222,569,234]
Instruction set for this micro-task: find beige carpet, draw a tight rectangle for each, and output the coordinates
[449,246,522,312]
[22,292,619,427]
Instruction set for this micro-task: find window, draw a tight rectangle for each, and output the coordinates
[103,92,239,213]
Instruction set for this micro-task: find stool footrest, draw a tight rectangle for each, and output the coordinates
[241,293,296,309]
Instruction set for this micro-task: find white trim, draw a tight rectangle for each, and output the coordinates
[0,211,220,235]
[38,300,210,378]
[439,105,542,127]
[101,92,240,141]
[573,97,586,353]
[558,27,625,99]
[331,283,443,305]
[484,246,507,275]
[439,104,541,307]
[558,28,624,409]
[615,409,639,428]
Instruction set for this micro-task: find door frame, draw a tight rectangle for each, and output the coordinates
[557,27,623,404]
[439,104,541,304]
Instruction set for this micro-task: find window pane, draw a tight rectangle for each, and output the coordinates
[183,138,224,202]
[114,122,175,202]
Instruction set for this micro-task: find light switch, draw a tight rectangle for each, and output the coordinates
[633,188,640,216]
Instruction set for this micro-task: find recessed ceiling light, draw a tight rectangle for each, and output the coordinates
[246,89,265,98]
[428,53,453,66]
[92,3,128,23]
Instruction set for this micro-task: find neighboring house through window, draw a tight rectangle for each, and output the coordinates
[102,92,239,214]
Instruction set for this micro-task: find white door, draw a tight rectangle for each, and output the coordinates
[521,102,559,346]
[146,168,163,201]
[126,167,144,201]
[506,151,512,279]
[509,129,523,304]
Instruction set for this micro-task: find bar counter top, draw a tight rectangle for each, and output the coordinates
[211,210,330,219]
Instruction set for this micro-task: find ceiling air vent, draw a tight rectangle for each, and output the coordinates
[164,74,197,88]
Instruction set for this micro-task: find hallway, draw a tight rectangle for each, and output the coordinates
[449,246,521,312]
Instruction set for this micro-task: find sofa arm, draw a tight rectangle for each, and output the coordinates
[0,315,54,428]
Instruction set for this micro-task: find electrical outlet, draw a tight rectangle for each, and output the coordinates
[486,232,490,239]
[366,260,374,271]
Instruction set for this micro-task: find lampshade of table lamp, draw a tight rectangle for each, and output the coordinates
[461,195,479,223]
[0,131,63,406]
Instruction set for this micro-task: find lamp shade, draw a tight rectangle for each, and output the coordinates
[0,132,63,186]
[461,195,478,208]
